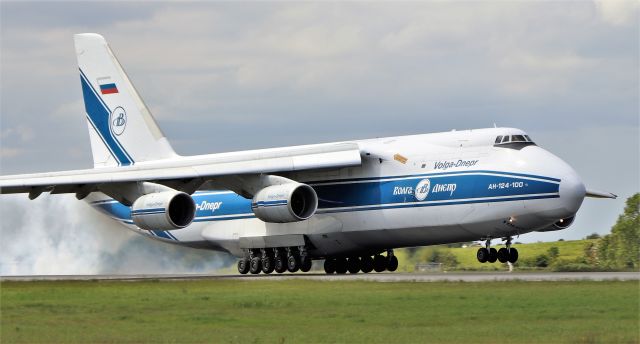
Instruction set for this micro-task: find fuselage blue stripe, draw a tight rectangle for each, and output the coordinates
[91,172,562,228]
[306,170,561,185]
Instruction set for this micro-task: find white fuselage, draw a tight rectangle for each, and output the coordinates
[87,127,586,258]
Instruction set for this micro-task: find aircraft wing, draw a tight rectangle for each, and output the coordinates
[0,142,362,197]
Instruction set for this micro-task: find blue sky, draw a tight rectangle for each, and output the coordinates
[0,1,638,274]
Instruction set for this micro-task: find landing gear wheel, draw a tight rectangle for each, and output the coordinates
[335,257,348,274]
[360,256,374,273]
[287,255,300,273]
[237,259,249,274]
[387,255,398,272]
[324,258,336,274]
[476,248,489,263]
[497,248,509,263]
[508,248,519,263]
[373,255,386,272]
[347,257,361,274]
[262,256,275,274]
[275,255,287,273]
[249,257,262,274]
[300,257,312,272]
[488,248,498,263]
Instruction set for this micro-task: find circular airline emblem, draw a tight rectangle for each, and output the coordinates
[414,179,431,201]
[110,106,127,136]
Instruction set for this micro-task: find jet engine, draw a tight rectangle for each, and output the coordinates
[537,216,575,232]
[131,191,196,231]
[252,183,318,223]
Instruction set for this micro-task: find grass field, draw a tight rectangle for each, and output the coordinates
[1,280,638,343]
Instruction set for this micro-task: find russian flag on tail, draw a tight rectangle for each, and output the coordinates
[97,76,118,94]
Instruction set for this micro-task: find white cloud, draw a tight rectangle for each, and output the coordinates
[595,0,639,26]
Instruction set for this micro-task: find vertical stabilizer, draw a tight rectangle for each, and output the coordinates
[74,33,177,168]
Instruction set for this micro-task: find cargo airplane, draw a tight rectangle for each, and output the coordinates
[0,34,616,274]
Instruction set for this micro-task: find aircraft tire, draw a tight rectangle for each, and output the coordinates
[237,259,250,274]
[347,256,361,274]
[287,254,300,273]
[387,255,398,272]
[275,255,287,273]
[324,258,336,274]
[508,248,519,263]
[262,256,275,274]
[373,255,386,272]
[300,257,312,272]
[249,257,262,274]
[476,248,489,263]
[360,256,374,273]
[335,257,348,274]
[497,248,509,263]
[488,248,498,263]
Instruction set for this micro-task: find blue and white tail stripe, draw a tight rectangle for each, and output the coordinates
[79,69,134,166]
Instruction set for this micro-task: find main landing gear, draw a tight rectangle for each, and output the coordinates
[324,250,398,274]
[476,237,518,264]
[237,246,312,275]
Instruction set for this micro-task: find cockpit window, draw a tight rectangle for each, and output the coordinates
[494,133,536,149]
[512,135,526,142]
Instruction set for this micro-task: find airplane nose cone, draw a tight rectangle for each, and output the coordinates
[516,146,586,220]
[559,169,586,215]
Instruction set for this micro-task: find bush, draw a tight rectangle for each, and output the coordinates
[422,249,459,268]
[534,254,550,268]
[547,246,560,260]
[552,263,607,272]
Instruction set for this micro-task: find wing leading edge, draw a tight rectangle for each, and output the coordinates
[0,142,362,197]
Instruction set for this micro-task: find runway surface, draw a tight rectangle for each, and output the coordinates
[1,271,638,282]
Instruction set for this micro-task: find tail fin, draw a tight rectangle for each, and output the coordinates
[74,33,177,168]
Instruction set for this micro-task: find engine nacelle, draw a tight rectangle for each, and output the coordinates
[252,183,318,223]
[131,191,196,231]
[537,216,576,232]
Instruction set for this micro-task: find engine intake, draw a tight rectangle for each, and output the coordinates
[252,183,318,223]
[131,191,196,231]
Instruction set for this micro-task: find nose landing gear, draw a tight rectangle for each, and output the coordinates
[477,237,518,264]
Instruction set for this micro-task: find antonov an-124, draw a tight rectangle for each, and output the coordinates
[0,34,616,275]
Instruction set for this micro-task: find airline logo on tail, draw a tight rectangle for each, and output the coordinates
[98,77,119,94]
[110,107,127,136]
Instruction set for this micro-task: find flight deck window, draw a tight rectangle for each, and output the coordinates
[524,135,532,141]
[501,136,510,143]
[512,135,526,142]
[495,136,503,144]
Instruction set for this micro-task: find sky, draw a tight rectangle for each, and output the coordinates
[0,1,638,274]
